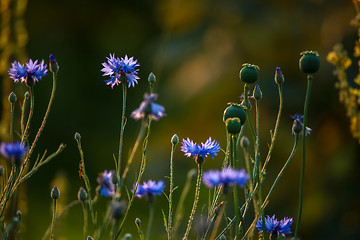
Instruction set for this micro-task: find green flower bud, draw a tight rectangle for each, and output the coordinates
[171,134,179,145]
[148,72,156,84]
[112,172,119,185]
[16,210,22,220]
[111,201,127,220]
[135,218,141,227]
[292,119,303,135]
[226,118,242,134]
[253,84,262,100]
[274,67,285,85]
[240,136,250,148]
[24,91,30,99]
[74,132,81,141]
[78,187,88,201]
[49,54,59,73]
[87,236,94,240]
[51,185,60,200]
[8,92,17,103]
[299,51,320,74]
[239,63,260,84]
[220,235,226,240]
[121,233,132,240]
[223,104,246,126]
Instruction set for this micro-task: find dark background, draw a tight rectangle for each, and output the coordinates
[0,0,359,239]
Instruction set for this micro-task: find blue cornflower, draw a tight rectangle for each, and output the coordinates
[0,142,28,159]
[134,180,165,199]
[181,137,220,159]
[256,215,293,236]
[291,114,312,135]
[101,54,140,88]
[131,93,166,120]
[97,170,115,197]
[8,59,48,86]
[203,167,249,189]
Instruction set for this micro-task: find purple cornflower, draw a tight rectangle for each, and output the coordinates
[97,170,115,197]
[101,54,140,88]
[256,215,293,237]
[131,93,166,120]
[8,59,48,86]
[134,180,165,199]
[203,167,249,189]
[181,137,220,164]
[291,114,312,135]
[0,142,28,160]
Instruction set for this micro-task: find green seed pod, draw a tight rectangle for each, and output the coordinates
[226,118,242,134]
[78,187,88,201]
[171,134,179,145]
[299,51,320,74]
[239,63,260,84]
[8,92,17,103]
[51,185,60,200]
[223,104,246,126]
[148,72,156,84]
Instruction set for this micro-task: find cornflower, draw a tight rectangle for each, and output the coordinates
[131,93,166,120]
[8,59,48,86]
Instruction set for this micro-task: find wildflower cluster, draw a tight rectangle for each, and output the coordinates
[256,215,293,237]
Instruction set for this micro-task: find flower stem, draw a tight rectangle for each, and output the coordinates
[9,100,15,142]
[21,87,34,144]
[183,163,203,239]
[81,201,88,239]
[167,138,177,240]
[231,134,241,238]
[244,84,256,142]
[117,83,127,179]
[50,199,57,240]
[145,201,155,240]
[295,74,313,237]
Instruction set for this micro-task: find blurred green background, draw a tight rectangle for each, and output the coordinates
[0,0,359,239]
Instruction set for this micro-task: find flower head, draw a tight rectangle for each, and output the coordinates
[8,59,48,86]
[203,167,249,189]
[131,93,166,120]
[134,180,165,199]
[181,137,220,163]
[97,170,115,197]
[0,142,28,160]
[101,54,140,88]
[256,215,293,237]
[291,114,312,135]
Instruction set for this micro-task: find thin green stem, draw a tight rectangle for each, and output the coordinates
[244,84,256,141]
[231,134,240,238]
[10,102,15,142]
[50,199,57,240]
[117,83,127,179]
[261,134,299,210]
[81,202,88,239]
[145,201,155,240]
[21,87,34,144]
[167,140,177,240]
[261,84,283,174]
[183,163,203,239]
[295,75,313,237]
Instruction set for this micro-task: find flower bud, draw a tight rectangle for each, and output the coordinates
[78,187,88,201]
[253,84,262,100]
[49,54,59,73]
[24,91,30,99]
[111,200,127,220]
[226,118,242,134]
[121,233,132,240]
[219,235,226,240]
[0,166,4,177]
[148,72,156,84]
[171,134,179,145]
[274,67,284,85]
[240,136,250,148]
[74,132,81,141]
[223,104,246,126]
[8,92,17,104]
[299,51,320,74]
[239,63,259,84]
[51,185,60,200]
[292,119,303,135]
[87,236,94,240]
[16,210,22,220]
[135,218,141,227]
[112,172,119,185]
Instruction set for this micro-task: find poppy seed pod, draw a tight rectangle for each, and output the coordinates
[226,118,242,134]
[299,51,320,74]
[223,104,246,126]
[239,64,259,84]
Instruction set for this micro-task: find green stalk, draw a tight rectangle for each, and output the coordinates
[10,100,15,142]
[145,201,155,240]
[243,84,256,141]
[231,134,241,238]
[167,136,177,240]
[21,87,34,144]
[81,201,88,239]
[295,75,313,237]
[183,163,203,239]
[20,92,30,137]
[261,134,299,210]
[117,83,127,179]
[50,199,57,240]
